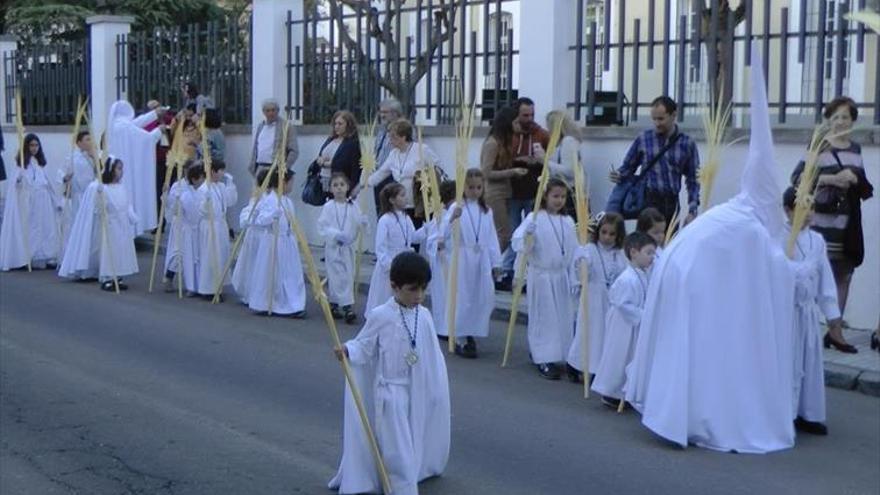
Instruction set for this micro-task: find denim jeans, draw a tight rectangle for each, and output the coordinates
[502,198,534,274]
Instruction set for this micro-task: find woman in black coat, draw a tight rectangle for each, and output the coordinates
[312,110,361,196]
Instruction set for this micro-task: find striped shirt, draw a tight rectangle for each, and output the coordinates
[618,126,701,213]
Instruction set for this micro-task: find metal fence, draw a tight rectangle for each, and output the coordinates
[569,0,880,126]
[116,17,252,124]
[286,0,519,125]
[3,38,90,125]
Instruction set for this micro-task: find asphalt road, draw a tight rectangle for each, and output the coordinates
[2,252,879,495]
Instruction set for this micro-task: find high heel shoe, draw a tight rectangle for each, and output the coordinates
[824,333,858,354]
[871,333,879,352]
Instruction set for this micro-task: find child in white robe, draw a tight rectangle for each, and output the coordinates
[425,180,456,340]
[60,130,98,247]
[444,169,502,358]
[637,207,667,261]
[318,173,367,324]
[0,133,62,270]
[330,252,450,495]
[162,164,205,294]
[195,160,238,297]
[591,231,656,407]
[58,156,139,290]
[246,169,307,317]
[511,178,578,380]
[231,170,268,305]
[566,211,627,381]
[364,182,427,318]
[782,187,839,436]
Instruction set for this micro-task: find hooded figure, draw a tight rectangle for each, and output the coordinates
[106,101,161,234]
[624,47,795,453]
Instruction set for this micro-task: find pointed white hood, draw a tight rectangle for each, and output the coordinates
[735,46,783,237]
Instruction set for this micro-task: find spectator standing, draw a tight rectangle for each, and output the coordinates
[248,98,299,177]
[372,98,404,214]
[203,108,226,162]
[312,110,361,197]
[480,107,520,284]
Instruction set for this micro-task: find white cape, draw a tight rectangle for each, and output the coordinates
[329,298,450,495]
[106,101,160,234]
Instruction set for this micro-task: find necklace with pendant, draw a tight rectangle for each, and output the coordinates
[399,304,419,366]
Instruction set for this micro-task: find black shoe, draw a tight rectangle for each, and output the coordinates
[455,338,478,359]
[823,333,857,354]
[495,274,513,292]
[794,416,828,436]
[45,262,57,270]
[871,333,879,352]
[601,396,621,409]
[343,305,357,324]
[437,335,449,341]
[118,281,129,291]
[330,304,343,320]
[100,281,115,292]
[566,364,583,383]
[291,310,307,319]
[536,363,561,380]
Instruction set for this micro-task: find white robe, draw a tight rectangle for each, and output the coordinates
[591,265,648,399]
[512,211,578,364]
[59,149,96,248]
[231,197,260,304]
[329,298,450,495]
[246,193,306,314]
[317,199,366,307]
[443,200,502,339]
[624,201,795,453]
[567,243,627,373]
[58,181,139,281]
[163,181,201,293]
[424,210,450,336]
[0,161,62,270]
[783,226,839,423]
[196,179,238,295]
[364,212,427,318]
[106,101,161,234]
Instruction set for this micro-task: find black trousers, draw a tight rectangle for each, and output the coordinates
[645,190,681,223]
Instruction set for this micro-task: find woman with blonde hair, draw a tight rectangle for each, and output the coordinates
[545,110,584,185]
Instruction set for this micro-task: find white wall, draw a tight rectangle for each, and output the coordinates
[2,125,877,330]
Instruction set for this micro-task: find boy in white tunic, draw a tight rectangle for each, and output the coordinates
[318,173,367,323]
[331,252,450,495]
[162,164,205,294]
[444,169,503,358]
[590,232,655,408]
[425,180,456,340]
[782,187,839,436]
[232,169,270,305]
[196,160,238,297]
[511,178,578,380]
[60,130,98,247]
[246,169,307,317]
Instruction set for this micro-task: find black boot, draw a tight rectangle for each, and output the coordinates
[343,305,357,324]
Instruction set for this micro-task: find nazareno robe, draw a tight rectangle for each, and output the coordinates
[329,298,450,495]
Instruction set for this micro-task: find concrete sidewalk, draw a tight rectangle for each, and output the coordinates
[139,236,880,397]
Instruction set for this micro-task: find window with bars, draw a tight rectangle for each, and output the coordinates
[486,11,513,89]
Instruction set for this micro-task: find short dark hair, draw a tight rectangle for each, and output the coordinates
[623,231,656,260]
[266,168,294,189]
[390,251,432,288]
[184,81,199,99]
[783,186,797,210]
[210,159,226,173]
[186,164,206,184]
[651,96,677,114]
[514,97,535,112]
[76,130,91,143]
[439,180,456,205]
[636,207,666,233]
[823,96,858,121]
[204,108,222,129]
[185,102,198,113]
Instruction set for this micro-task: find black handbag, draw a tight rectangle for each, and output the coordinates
[301,160,326,206]
[606,132,681,219]
[813,150,850,215]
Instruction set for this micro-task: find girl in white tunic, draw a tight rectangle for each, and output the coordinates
[636,207,667,261]
[330,252,450,495]
[231,170,268,305]
[591,232,656,406]
[0,134,62,270]
[782,187,839,435]
[58,156,139,290]
[196,160,238,297]
[444,169,503,358]
[246,169,307,317]
[566,212,627,381]
[317,173,367,323]
[364,183,427,318]
[511,178,578,379]
[162,164,205,294]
